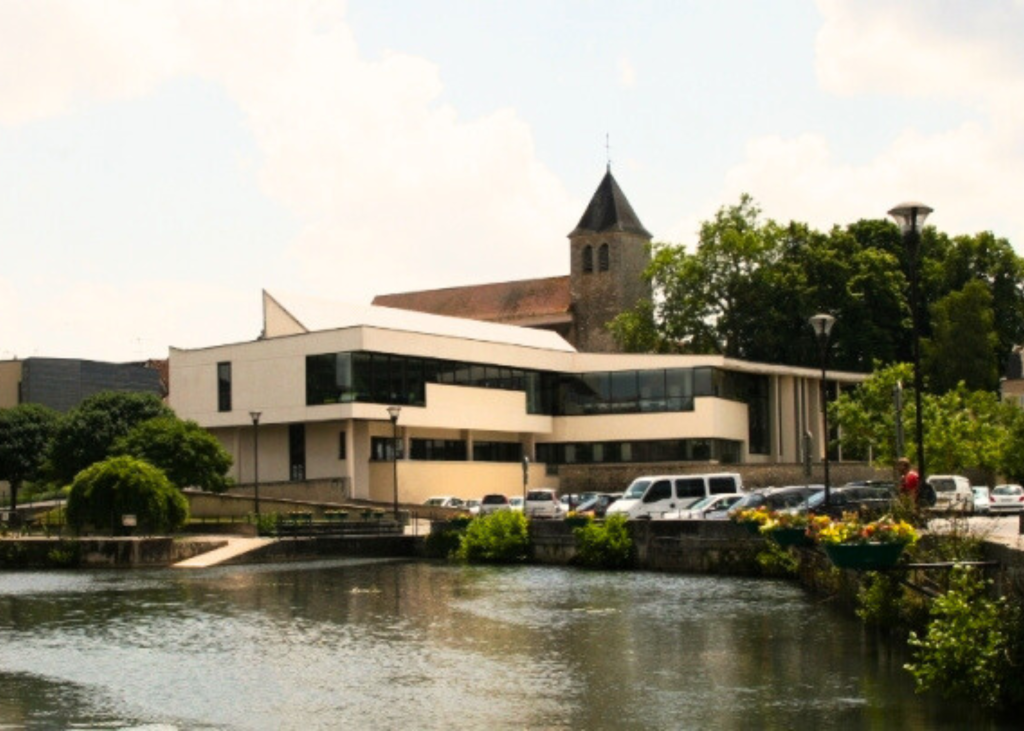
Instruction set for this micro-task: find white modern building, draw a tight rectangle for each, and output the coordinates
[168,291,865,505]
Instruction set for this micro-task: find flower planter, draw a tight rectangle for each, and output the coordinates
[767,527,813,548]
[740,521,763,536]
[824,542,907,570]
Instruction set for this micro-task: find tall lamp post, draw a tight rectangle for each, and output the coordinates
[888,202,933,486]
[249,409,262,518]
[809,313,836,507]
[386,406,402,519]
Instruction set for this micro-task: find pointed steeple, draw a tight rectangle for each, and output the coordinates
[570,167,651,238]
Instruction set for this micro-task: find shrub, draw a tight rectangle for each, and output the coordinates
[457,510,530,563]
[424,528,463,559]
[66,456,189,535]
[573,514,634,570]
[905,565,1015,708]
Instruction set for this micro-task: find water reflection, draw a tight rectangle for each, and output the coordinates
[0,560,1012,730]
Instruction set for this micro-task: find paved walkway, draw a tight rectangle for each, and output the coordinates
[173,536,276,568]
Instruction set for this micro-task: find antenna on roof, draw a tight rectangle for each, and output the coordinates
[605,133,611,171]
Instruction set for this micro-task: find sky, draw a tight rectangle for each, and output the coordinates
[2,0,1023,362]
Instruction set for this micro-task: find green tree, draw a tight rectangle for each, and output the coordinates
[611,196,1024,388]
[113,416,232,492]
[47,391,173,485]
[832,364,1019,479]
[922,280,999,392]
[0,404,60,510]
[66,455,189,535]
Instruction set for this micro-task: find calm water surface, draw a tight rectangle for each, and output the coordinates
[0,559,1010,730]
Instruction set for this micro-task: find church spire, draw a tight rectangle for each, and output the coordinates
[569,168,651,238]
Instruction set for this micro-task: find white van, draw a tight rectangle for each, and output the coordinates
[605,473,744,520]
[926,475,973,512]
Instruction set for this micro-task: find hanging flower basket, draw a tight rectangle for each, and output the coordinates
[824,542,907,570]
[767,527,814,548]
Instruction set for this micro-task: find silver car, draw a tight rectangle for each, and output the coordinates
[989,484,1024,514]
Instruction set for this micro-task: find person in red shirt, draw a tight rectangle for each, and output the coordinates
[897,457,919,502]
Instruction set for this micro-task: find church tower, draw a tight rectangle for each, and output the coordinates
[568,167,652,353]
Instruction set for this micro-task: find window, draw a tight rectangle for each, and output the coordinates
[598,243,610,272]
[473,441,523,462]
[410,439,467,461]
[371,436,403,461]
[675,478,706,500]
[338,431,347,460]
[583,245,594,273]
[710,476,740,494]
[643,480,672,503]
[217,362,231,412]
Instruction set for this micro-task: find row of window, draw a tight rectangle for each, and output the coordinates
[370,438,522,463]
[536,439,742,465]
[582,243,610,274]
[365,437,741,465]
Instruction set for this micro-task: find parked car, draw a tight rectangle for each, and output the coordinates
[972,486,992,515]
[424,496,465,509]
[926,475,973,513]
[508,496,524,512]
[465,499,482,515]
[712,485,821,520]
[478,493,510,515]
[524,488,565,519]
[989,484,1024,514]
[662,493,744,520]
[574,492,621,518]
[790,484,897,519]
[606,473,744,520]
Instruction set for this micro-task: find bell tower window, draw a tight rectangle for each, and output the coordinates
[598,243,610,272]
[583,245,594,273]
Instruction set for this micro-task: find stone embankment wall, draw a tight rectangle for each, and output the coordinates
[0,537,224,569]
[530,519,767,574]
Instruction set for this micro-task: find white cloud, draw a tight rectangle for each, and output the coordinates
[690,1,1024,247]
[0,1,578,359]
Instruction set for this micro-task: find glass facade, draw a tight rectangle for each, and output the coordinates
[306,351,770,465]
[305,351,766,420]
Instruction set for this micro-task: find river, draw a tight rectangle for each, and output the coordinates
[0,558,1011,730]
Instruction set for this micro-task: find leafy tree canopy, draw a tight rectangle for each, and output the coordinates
[831,363,1022,481]
[0,403,60,510]
[47,391,173,485]
[612,195,1024,390]
[66,455,189,535]
[113,416,232,492]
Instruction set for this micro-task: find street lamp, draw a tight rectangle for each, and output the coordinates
[888,201,933,485]
[386,405,402,519]
[249,411,262,520]
[809,313,836,507]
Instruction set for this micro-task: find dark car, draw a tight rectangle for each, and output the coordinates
[711,485,822,520]
[575,492,621,518]
[792,483,898,518]
[478,493,511,515]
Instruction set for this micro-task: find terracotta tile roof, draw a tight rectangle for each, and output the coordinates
[372,275,571,324]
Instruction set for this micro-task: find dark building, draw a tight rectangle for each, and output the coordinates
[2,357,165,413]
